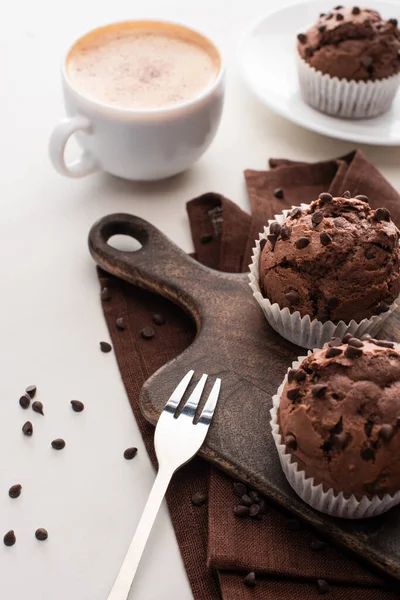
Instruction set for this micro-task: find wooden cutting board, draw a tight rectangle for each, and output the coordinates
[89,213,400,586]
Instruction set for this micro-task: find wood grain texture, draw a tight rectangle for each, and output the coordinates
[89,213,400,584]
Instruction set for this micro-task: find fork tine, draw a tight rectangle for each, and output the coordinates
[198,378,221,425]
[164,370,194,415]
[180,374,208,419]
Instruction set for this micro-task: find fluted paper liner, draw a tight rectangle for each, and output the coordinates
[248,204,398,350]
[296,54,400,119]
[270,355,400,518]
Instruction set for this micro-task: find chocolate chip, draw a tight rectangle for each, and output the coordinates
[290,207,302,219]
[152,313,166,326]
[241,494,253,507]
[3,530,16,547]
[249,504,260,517]
[281,225,291,240]
[191,492,207,506]
[361,446,375,461]
[326,12,333,20]
[274,188,284,199]
[355,194,369,202]
[374,207,391,222]
[389,18,398,27]
[375,301,390,315]
[101,287,111,302]
[310,539,326,551]
[361,334,372,341]
[294,369,307,382]
[286,434,297,450]
[100,341,112,353]
[9,485,22,499]
[359,212,366,219]
[352,6,360,15]
[342,190,351,198]
[249,491,261,503]
[22,421,33,436]
[244,572,256,588]
[123,447,137,460]
[348,337,363,348]
[345,345,363,358]
[361,56,373,68]
[336,13,344,20]
[326,347,342,358]
[287,518,303,531]
[379,424,394,442]
[267,234,277,248]
[305,47,314,58]
[269,222,282,236]
[316,579,330,594]
[343,333,353,343]
[116,317,126,331]
[319,193,332,203]
[312,384,327,397]
[333,431,350,450]
[140,327,155,340]
[328,337,342,347]
[71,400,84,412]
[51,438,65,450]
[296,237,310,249]
[288,369,297,383]
[320,232,332,246]
[259,239,267,252]
[374,340,395,348]
[285,291,300,305]
[312,211,324,226]
[318,25,326,33]
[234,505,250,517]
[35,528,48,541]
[234,482,247,496]
[200,234,213,244]
[334,4,344,8]
[327,297,338,309]
[19,395,30,409]
[25,385,37,398]
[365,247,375,259]
[32,401,44,415]
[287,387,300,402]
[297,33,307,43]
[320,13,326,17]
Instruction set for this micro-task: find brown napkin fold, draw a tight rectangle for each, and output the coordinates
[98,150,400,600]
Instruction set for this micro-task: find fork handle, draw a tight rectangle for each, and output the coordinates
[106,466,174,600]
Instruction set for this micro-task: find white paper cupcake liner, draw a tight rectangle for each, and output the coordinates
[270,355,400,518]
[296,54,400,119]
[248,204,398,350]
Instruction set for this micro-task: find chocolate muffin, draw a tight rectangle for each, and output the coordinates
[259,193,400,323]
[278,337,400,499]
[297,7,400,82]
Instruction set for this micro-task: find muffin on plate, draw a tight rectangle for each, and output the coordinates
[270,337,400,518]
[296,6,400,118]
[249,192,400,348]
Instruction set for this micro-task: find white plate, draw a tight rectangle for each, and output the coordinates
[238,0,400,146]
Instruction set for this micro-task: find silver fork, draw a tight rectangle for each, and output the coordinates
[106,370,221,600]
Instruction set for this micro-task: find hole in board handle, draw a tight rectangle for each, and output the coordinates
[107,234,143,252]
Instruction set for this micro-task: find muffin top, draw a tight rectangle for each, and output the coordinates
[297,6,400,81]
[278,337,400,499]
[259,193,400,323]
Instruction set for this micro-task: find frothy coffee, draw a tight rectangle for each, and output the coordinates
[67,22,220,110]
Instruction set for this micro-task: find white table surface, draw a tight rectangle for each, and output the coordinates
[2,1,400,599]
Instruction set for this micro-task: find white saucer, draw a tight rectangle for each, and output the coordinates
[238,0,400,146]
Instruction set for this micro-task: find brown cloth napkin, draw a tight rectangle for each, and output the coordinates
[98,150,400,600]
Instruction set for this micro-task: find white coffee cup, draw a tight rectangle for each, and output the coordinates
[49,20,226,181]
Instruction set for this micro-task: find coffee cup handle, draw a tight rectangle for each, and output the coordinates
[49,115,98,178]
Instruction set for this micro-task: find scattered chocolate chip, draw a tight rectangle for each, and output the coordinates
[333,431,350,450]
[71,400,84,412]
[348,338,363,348]
[327,297,338,309]
[355,194,369,202]
[234,482,247,496]
[361,446,375,461]
[359,212,366,219]
[243,572,256,588]
[345,345,363,358]
[116,317,126,331]
[305,46,314,57]
[352,6,360,15]
[343,333,353,343]
[285,434,297,449]
[267,234,277,248]
[32,401,44,415]
[342,190,351,198]
[191,492,207,506]
[152,313,166,326]
[25,385,37,398]
[19,395,30,409]
[123,447,137,460]
[310,539,326,551]
[334,4,343,8]
[100,341,112,353]
[249,504,260,517]
[3,530,16,547]
[389,18,398,27]
[326,12,333,20]
[200,234,213,244]
[297,33,307,43]
[8,485,22,499]
[287,387,300,402]
[318,24,326,33]
[379,424,394,442]
[365,247,375,259]
[296,237,310,249]
[101,287,111,302]
[234,505,250,517]
[269,222,282,236]
[280,225,291,240]
[241,494,253,507]
[287,518,303,531]
[274,188,284,199]
[319,193,332,203]
[294,369,306,382]
[320,232,332,246]
[375,301,390,315]
[361,333,372,341]
[35,528,48,541]
[361,56,373,69]
[288,369,297,383]
[285,291,300,305]
[259,239,267,252]
[374,207,391,222]
[316,579,330,594]
[320,13,326,17]
[312,384,327,397]
[290,207,302,219]
[249,491,261,503]
[328,337,342,347]
[312,211,324,226]
[374,340,395,348]
[326,347,342,358]
[336,12,344,20]
[22,421,33,436]
[51,438,65,450]
[140,327,155,340]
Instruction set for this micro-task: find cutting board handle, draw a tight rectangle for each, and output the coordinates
[88,213,217,326]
